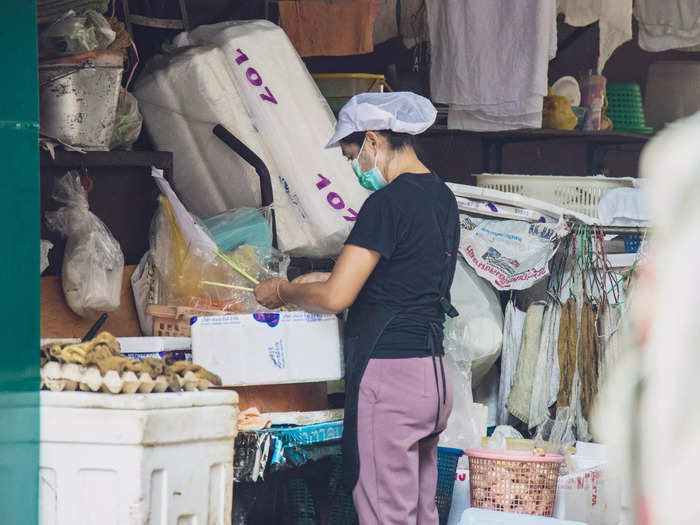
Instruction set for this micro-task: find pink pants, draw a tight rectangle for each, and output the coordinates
[353,357,453,525]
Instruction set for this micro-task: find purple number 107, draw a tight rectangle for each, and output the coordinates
[316,173,358,222]
[235,49,278,104]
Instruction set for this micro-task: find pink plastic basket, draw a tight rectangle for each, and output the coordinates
[466,449,564,517]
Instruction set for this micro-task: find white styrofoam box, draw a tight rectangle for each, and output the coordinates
[191,311,342,386]
[448,469,471,525]
[118,336,192,362]
[172,20,371,257]
[39,390,238,525]
[41,338,80,345]
[460,508,585,524]
[117,337,191,353]
[134,46,262,217]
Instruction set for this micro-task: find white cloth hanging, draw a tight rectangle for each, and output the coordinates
[497,302,527,426]
[427,0,557,131]
[635,0,700,52]
[558,0,633,74]
[529,298,562,429]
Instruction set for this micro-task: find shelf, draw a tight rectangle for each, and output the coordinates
[425,127,651,144]
[40,150,173,179]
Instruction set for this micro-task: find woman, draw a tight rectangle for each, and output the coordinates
[255,92,460,525]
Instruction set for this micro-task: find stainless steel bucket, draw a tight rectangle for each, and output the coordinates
[39,55,123,151]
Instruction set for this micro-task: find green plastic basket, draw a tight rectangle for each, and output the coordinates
[606,83,653,134]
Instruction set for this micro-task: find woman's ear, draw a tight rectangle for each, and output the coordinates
[364,131,381,152]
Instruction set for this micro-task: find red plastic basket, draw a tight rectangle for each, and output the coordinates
[466,449,564,516]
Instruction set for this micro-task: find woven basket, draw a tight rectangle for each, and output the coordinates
[466,449,563,517]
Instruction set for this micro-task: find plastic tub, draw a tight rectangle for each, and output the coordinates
[466,449,564,517]
[645,61,700,130]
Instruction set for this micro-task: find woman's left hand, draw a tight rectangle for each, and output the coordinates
[254,278,288,309]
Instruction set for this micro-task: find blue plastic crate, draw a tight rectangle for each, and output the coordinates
[623,235,642,253]
[436,447,464,525]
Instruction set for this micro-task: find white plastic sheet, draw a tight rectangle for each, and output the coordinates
[171,20,371,257]
[459,216,568,290]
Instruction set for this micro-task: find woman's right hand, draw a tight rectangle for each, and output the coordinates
[291,272,331,284]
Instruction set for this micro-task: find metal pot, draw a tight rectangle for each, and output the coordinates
[39,54,123,151]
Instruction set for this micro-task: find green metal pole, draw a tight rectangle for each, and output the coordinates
[0,3,40,525]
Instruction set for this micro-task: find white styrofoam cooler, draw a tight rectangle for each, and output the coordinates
[191,311,343,386]
[460,508,585,524]
[39,390,238,525]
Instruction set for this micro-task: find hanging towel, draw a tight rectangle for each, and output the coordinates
[279,1,375,57]
[497,302,527,426]
[427,0,557,131]
[635,0,700,51]
[529,298,563,429]
[558,0,633,74]
[507,301,547,425]
[557,297,578,409]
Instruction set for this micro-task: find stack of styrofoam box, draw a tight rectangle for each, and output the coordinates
[39,390,238,525]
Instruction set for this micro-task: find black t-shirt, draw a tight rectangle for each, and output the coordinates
[345,172,460,358]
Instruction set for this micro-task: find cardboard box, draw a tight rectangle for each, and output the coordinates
[191,312,343,386]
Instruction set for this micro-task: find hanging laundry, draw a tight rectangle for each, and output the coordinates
[578,298,599,420]
[507,301,546,426]
[597,303,624,391]
[279,1,375,57]
[528,298,563,429]
[635,0,700,52]
[557,297,578,410]
[558,0,633,74]
[497,301,527,426]
[373,0,428,47]
[427,0,557,131]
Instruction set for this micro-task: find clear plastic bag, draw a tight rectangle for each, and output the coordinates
[45,172,124,319]
[446,257,504,387]
[39,9,116,58]
[440,323,482,451]
[534,406,576,456]
[110,89,143,150]
[203,207,273,252]
[147,196,288,312]
[486,425,525,450]
[41,240,53,274]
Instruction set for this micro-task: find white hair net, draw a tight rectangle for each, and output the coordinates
[326,91,437,147]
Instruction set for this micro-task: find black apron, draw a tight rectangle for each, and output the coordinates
[341,195,460,492]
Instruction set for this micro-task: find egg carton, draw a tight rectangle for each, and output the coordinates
[40,362,214,394]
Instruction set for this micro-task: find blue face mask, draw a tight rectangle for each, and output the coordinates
[351,139,387,191]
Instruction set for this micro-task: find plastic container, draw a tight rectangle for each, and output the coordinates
[580,72,606,131]
[605,83,653,134]
[460,508,585,524]
[437,447,465,525]
[39,52,123,150]
[147,304,230,337]
[474,174,635,219]
[312,73,390,113]
[39,390,239,525]
[645,61,700,130]
[466,449,564,517]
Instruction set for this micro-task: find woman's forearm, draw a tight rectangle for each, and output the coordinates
[279,281,348,314]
